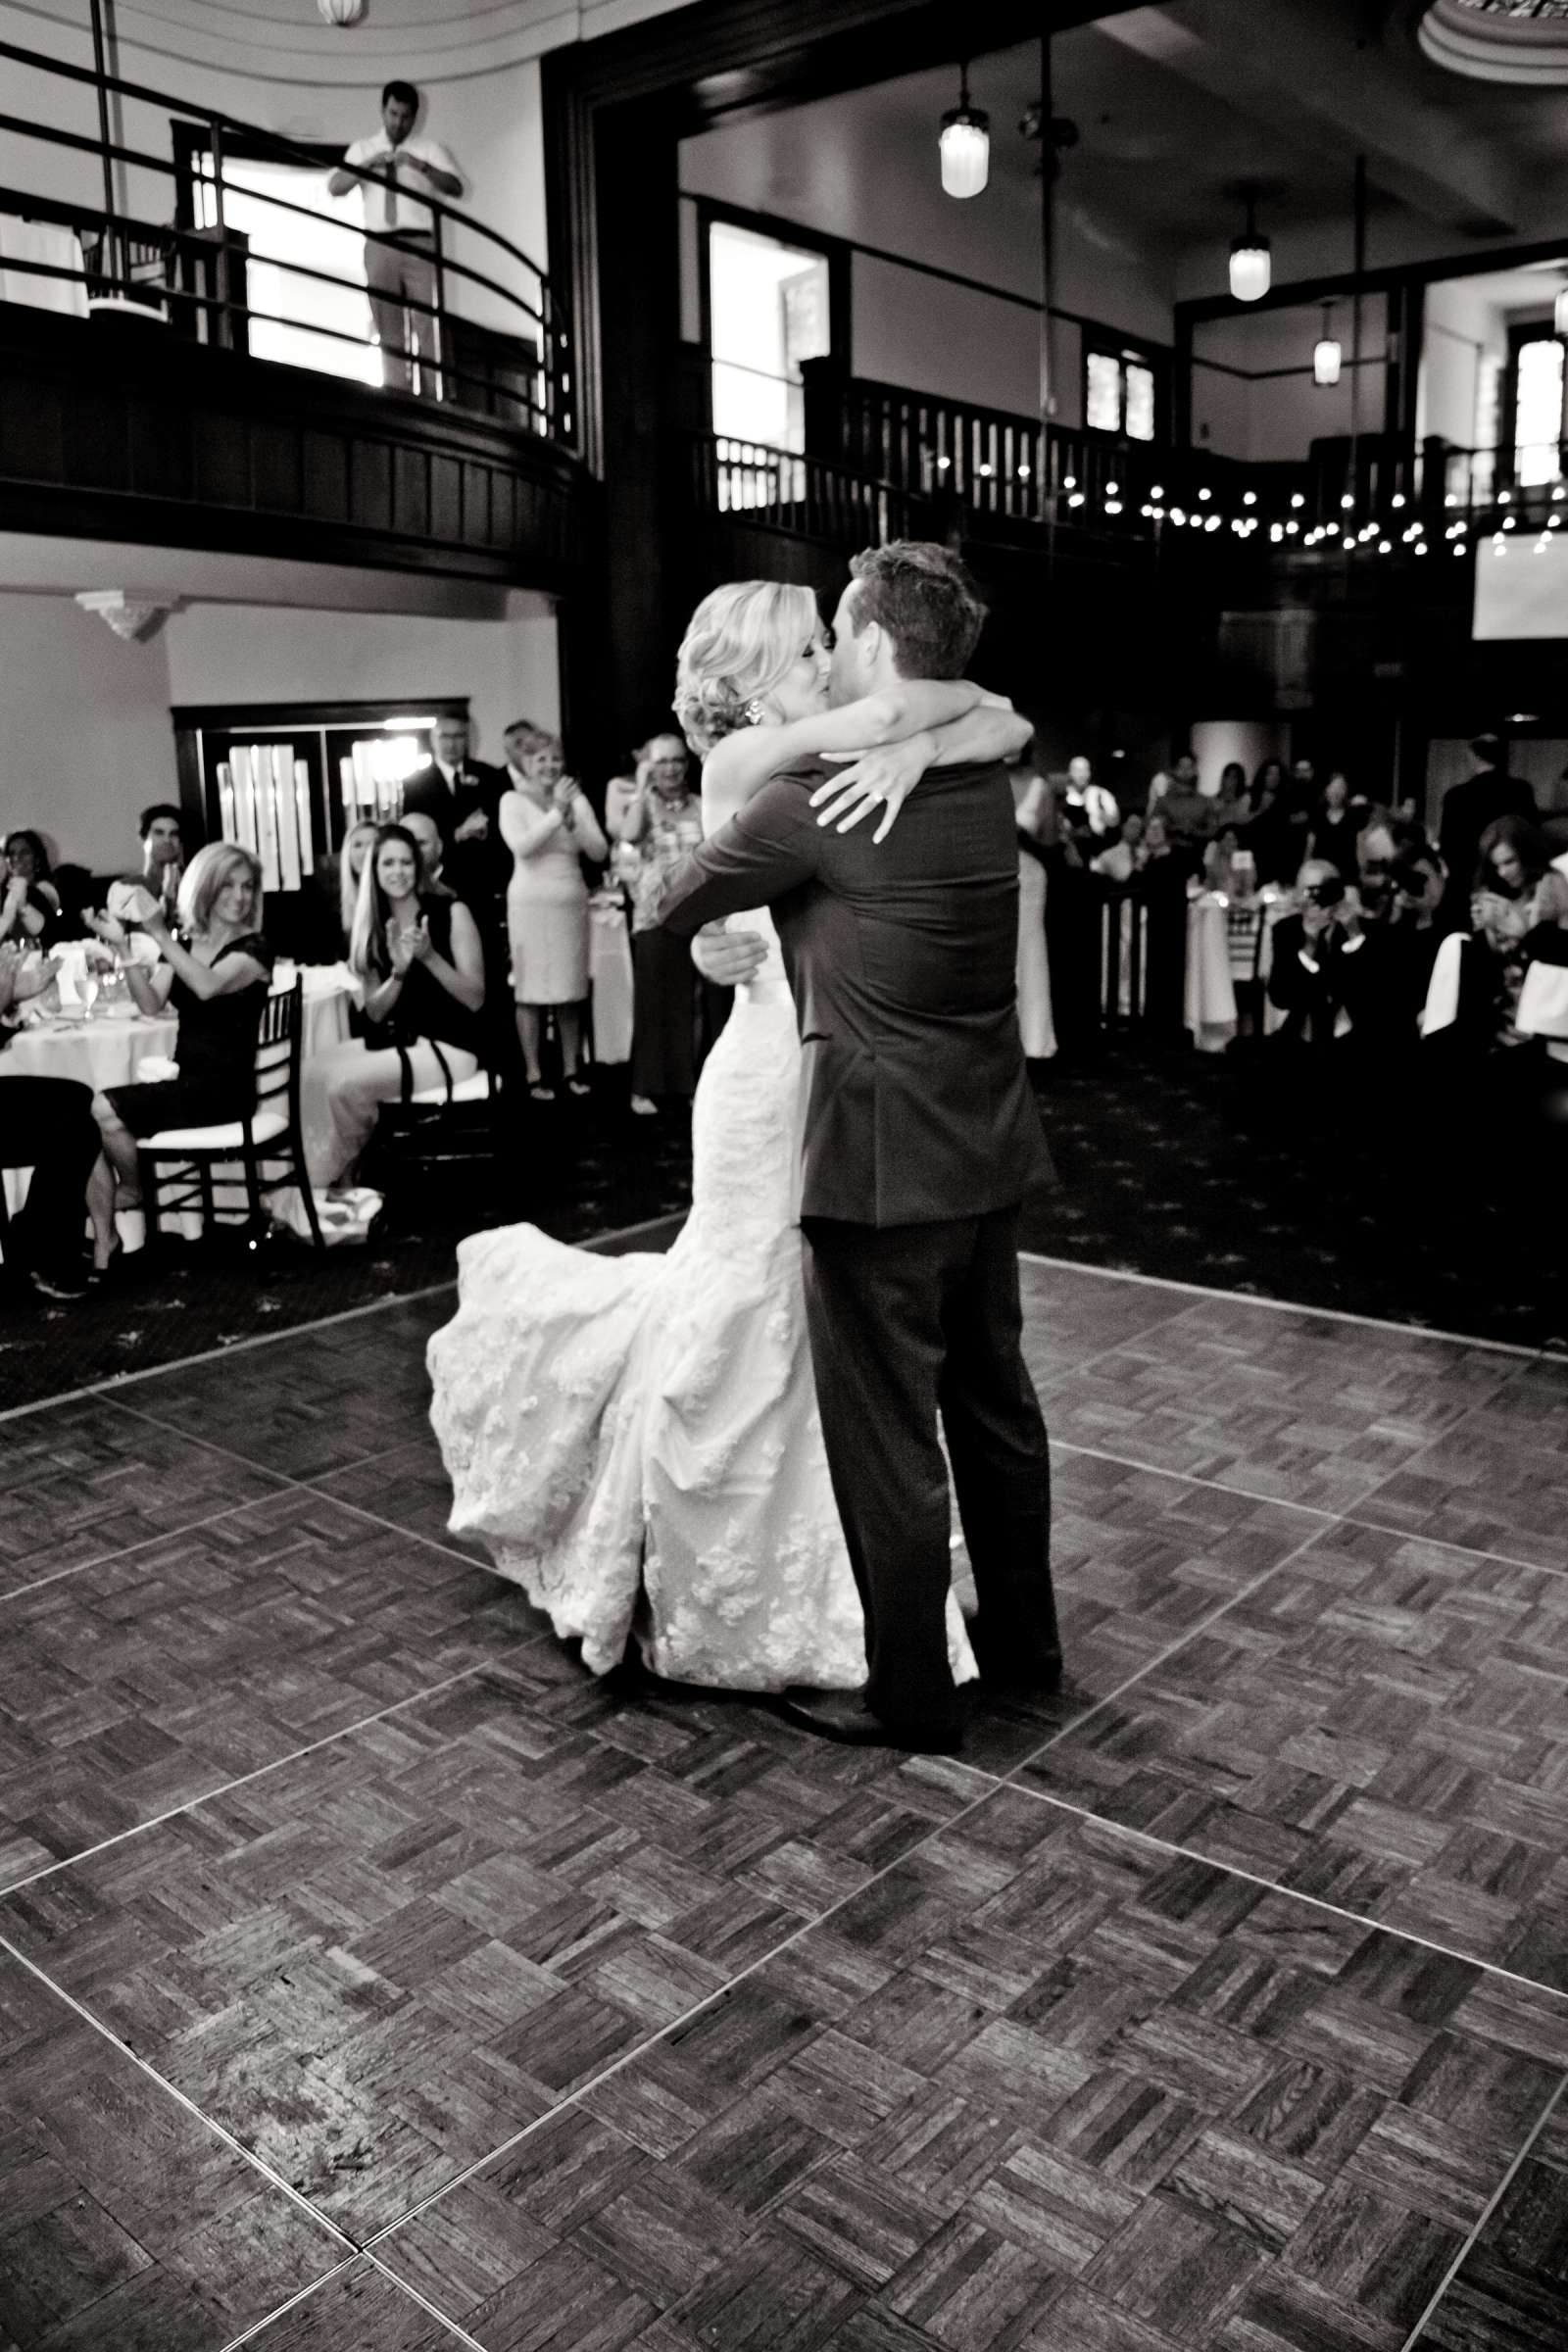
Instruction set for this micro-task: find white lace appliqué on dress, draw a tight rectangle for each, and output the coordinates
[427,914,976,1693]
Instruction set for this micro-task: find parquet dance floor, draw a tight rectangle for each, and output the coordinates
[1,1258,1565,2351]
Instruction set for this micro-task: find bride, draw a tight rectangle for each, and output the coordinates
[427,578,1030,1690]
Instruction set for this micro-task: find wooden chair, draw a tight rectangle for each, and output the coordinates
[137,980,325,1249]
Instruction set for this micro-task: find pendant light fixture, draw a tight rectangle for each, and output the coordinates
[940,64,990,200]
[1313,301,1343,386]
[1229,187,1271,302]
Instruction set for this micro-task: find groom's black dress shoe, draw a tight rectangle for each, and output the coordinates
[780,1688,964,1755]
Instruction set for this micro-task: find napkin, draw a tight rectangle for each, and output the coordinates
[136,1055,179,1083]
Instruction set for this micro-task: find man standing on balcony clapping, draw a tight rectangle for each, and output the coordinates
[330,80,465,398]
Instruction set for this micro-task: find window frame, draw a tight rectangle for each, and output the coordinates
[1504,317,1567,487]
[692,197,851,440]
[1082,334,1168,446]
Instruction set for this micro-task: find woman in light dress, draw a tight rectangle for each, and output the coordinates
[501,726,609,1102]
[428,580,1030,1691]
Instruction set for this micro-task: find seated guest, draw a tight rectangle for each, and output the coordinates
[84,844,271,1277]
[1465,816,1568,1047]
[1,830,67,950]
[0,942,98,1299]
[313,823,484,1184]
[615,736,709,1115]
[1266,859,1370,1049]
[338,819,379,946]
[130,804,184,916]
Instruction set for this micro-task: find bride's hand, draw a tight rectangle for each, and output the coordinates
[808,735,934,844]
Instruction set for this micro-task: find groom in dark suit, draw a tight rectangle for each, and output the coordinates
[655,543,1060,1753]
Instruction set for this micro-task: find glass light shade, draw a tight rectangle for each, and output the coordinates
[1313,335,1343,386]
[318,0,368,22]
[1229,237,1271,302]
[1556,282,1568,336]
[940,111,990,200]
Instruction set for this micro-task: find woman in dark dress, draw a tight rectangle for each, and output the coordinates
[311,822,485,1184]
[1,830,69,951]
[84,842,272,1274]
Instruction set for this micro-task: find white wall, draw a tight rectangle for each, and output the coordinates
[0,592,177,872]
[1193,297,1390,462]
[163,604,560,766]
[0,591,558,872]
[1420,277,1502,449]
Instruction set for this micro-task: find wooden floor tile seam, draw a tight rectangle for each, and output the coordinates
[998,1775,1568,2008]
[362,2252,494,2352]
[1051,1435,1567,1585]
[0,1651,531,1901]
[96,1388,493,1578]
[1017,1248,1554,1361]
[0,1210,689,1429]
[351,1758,1021,2263]
[1396,2074,1568,2351]
[346,1523,1329,2263]
[0,1489,289,1615]
[0,1924,363,2258]
[213,2256,365,2352]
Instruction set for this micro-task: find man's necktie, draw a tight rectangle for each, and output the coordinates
[385,154,399,228]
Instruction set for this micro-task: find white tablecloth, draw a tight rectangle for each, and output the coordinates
[1184,892,1291,1052]
[0,216,87,318]
[1,967,357,1227]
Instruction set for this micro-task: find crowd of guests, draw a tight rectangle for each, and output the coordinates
[1012,733,1568,1071]
[1,717,738,1301]
[4,719,1564,1303]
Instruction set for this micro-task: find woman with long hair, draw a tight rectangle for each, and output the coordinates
[309,822,485,1185]
[1,829,67,950]
[338,819,377,945]
[430,575,1031,1692]
[84,842,271,1275]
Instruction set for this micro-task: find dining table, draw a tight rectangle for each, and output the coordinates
[1184,887,1293,1052]
[1,963,360,1237]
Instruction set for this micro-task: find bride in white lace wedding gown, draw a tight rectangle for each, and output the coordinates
[427,579,1027,1689]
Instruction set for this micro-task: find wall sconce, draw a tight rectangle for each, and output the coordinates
[1313,302,1343,385]
[1556,280,1568,337]
[940,65,990,200]
[1229,189,1271,302]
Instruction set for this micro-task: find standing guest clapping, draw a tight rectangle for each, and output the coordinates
[500,722,608,1102]
[84,844,271,1277]
[617,735,710,1115]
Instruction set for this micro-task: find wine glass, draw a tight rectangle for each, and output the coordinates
[80,968,100,1020]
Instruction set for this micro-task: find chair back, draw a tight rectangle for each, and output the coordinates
[254,979,304,1130]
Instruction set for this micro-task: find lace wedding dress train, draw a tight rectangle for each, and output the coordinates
[427,918,976,1691]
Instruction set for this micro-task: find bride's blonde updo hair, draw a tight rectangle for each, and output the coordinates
[673,580,821,757]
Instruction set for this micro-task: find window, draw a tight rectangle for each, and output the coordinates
[1512,328,1566,487]
[193,154,378,386]
[1084,342,1161,442]
[708,220,832,455]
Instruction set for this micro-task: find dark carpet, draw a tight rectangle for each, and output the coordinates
[3,1040,1560,1415]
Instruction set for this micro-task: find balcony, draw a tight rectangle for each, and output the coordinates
[0,35,592,591]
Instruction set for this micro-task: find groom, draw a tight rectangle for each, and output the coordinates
[654,542,1061,1754]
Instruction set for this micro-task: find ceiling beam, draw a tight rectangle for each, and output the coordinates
[1100,1,1520,238]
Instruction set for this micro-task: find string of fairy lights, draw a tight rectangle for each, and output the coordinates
[1058,470,1568,561]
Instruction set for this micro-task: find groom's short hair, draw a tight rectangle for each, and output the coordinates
[847,542,986,679]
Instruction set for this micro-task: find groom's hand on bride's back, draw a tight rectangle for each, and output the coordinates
[691,923,767,987]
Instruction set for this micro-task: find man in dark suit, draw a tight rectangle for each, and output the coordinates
[655,542,1061,1754]
[403,713,510,1013]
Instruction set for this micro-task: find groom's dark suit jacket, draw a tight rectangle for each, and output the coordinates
[653,757,1049,1228]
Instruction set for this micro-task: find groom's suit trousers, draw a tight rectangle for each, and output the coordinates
[801,1203,1059,1735]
